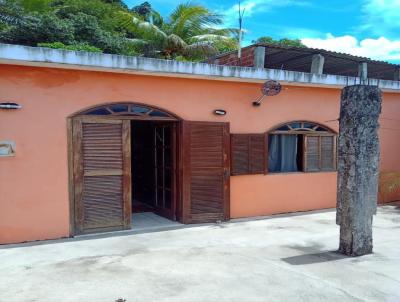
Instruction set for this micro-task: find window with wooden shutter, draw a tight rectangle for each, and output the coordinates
[269,121,337,173]
[231,134,266,175]
[304,135,336,172]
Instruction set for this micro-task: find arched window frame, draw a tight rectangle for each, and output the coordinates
[268,121,337,173]
[72,103,179,121]
[269,121,335,135]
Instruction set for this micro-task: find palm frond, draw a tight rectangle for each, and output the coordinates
[150,10,163,28]
[207,27,240,37]
[167,2,223,41]
[190,34,238,52]
[131,15,167,40]
[126,38,149,46]
[190,34,230,42]
[166,33,187,51]
[185,41,217,59]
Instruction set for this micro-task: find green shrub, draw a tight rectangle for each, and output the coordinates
[37,41,102,52]
[1,12,75,45]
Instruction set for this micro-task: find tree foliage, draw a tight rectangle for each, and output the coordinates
[1,12,75,45]
[126,2,238,60]
[131,1,151,20]
[0,0,238,59]
[37,41,102,52]
[0,0,146,55]
[0,0,305,60]
[252,36,306,48]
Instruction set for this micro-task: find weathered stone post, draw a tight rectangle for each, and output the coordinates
[336,85,382,256]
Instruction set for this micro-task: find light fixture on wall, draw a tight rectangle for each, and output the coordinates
[214,109,227,116]
[252,80,282,106]
[0,102,22,110]
[0,140,16,157]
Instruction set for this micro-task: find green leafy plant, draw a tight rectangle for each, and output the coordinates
[252,36,306,48]
[37,41,102,52]
[1,12,75,45]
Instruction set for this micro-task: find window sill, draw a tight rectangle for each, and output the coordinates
[231,170,337,176]
[267,170,337,175]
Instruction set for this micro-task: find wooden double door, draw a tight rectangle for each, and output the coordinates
[71,117,230,235]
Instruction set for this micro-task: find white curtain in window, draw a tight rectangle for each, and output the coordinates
[268,134,298,172]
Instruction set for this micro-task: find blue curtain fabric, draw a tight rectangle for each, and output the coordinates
[268,134,299,172]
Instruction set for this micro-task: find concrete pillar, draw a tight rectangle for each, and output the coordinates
[337,85,382,256]
[310,54,325,74]
[394,67,400,81]
[358,62,368,82]
[253,46,265,68]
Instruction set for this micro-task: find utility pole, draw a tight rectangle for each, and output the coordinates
[237,1,245,64]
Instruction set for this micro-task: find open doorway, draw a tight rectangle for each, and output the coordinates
[70,103,230,236]
[131,121,177,227]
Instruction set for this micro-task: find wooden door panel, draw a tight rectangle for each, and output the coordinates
[153,123,176,220]
[82,175,123,229]
[182,121,230,224]
[73,118,131,235]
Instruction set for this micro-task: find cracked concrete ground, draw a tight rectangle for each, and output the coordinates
[1,203,399,302]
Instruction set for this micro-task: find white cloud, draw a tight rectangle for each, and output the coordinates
[360,0,400,37]
[302,34,400,62]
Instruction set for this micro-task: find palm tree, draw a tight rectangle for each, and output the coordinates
[126,2,237,60]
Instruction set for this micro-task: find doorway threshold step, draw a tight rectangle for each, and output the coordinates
[132,212,182,231]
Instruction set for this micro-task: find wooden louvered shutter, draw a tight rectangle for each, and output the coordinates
[249,135,266,173]
[304,135,336,172]
[321,136,336,170]
[73,118,131,234]
[231,135,249,175]
[182,121,230,223]
[304,136,320,172]
[231,134,266,175]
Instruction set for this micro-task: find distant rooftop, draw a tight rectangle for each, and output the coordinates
[208,43,400,81]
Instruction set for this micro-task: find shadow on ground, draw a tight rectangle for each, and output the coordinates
[281,250,348,265]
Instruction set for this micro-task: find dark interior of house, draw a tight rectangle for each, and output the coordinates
[131,121,174,215]
[131,121,156,212]
[296,135,304,171]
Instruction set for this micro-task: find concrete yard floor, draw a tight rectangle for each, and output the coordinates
[1,204,399,302]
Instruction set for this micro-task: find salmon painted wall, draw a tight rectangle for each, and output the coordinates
[0,64,399,244]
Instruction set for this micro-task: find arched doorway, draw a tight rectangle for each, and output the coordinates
[68,103,181,235]
[68,102,230,236]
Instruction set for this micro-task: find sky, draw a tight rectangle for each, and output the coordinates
[124,0,400,63]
